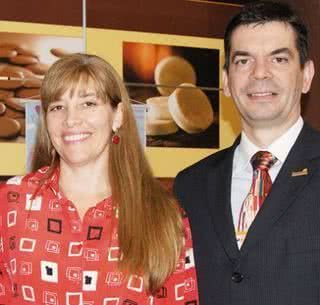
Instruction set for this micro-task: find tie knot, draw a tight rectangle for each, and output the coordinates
[251,151,277,170]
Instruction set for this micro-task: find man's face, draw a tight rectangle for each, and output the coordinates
[223,21,314,131]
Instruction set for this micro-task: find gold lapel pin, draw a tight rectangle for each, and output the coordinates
[291,168,308,177]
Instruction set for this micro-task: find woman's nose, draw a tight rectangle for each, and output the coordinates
[64,108,82,128]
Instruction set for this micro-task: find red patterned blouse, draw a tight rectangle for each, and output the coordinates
[0,167,199,305]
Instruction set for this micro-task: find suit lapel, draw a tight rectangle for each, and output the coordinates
[207,141,240,261]
[241,124,320,255]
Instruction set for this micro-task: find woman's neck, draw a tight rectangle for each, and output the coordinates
[58,162,112,221]
[58,161,112,208]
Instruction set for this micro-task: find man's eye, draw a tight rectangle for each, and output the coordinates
[273,57,288,64]
[235,59,249,65]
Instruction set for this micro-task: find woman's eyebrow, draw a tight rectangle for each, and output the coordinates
[78,92,97,98]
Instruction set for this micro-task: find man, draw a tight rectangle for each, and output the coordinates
[174,1,317,305]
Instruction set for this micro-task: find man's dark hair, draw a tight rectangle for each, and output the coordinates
[224,1,309,71]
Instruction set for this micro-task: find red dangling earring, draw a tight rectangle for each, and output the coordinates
[112,133,120,144]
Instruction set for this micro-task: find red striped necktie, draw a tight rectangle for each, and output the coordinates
[236,151,277,248]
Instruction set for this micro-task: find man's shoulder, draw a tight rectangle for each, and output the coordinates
[176,146,233,181]
[292,123,320,157]
[174,146,234,204]
[300,123,320,142]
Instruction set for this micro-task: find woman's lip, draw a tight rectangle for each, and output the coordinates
[63,133,91,142]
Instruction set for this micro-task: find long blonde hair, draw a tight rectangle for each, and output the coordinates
[32,53,183,293]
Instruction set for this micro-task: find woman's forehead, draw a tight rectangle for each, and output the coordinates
[64,87,97,98]
[57,79,101,100]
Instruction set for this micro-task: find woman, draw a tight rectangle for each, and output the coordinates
[0,54,198,304]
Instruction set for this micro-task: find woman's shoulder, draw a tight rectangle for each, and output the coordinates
[1,166,50,192]
[0,167,51,220]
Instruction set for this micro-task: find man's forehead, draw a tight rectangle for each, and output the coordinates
[230,21,296,50]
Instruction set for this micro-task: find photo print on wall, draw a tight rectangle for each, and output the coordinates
[123,42,220,149]
[0,32,83,144]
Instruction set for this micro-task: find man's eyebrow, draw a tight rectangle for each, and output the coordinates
[231,51,250,62]
[231,48,295,63]
[270,47,294,57]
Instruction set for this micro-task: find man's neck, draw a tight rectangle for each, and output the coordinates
[242,117,301,148]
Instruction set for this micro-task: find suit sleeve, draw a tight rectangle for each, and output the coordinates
[173,172,187,209]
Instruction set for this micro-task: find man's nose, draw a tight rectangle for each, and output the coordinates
[251,58,272,80]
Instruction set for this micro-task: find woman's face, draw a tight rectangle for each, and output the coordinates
[46,79,117,168]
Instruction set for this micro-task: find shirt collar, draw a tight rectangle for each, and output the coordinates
[31,166,62,199]
[234,116,304,174]
[33,165,113,211]
[47,166,62,198]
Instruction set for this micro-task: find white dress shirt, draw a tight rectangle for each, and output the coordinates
[231,117,304,230]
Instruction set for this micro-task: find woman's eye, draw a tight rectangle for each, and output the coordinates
[48,105,64,112]
[83,101,97,107]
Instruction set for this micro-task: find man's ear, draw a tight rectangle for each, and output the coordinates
[222,69,231,97]
[112,102,124,132]
[302,60,315,94]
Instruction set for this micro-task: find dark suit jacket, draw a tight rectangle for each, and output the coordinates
[174,123,320,305]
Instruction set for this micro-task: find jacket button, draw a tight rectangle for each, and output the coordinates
[232,272,244,283]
